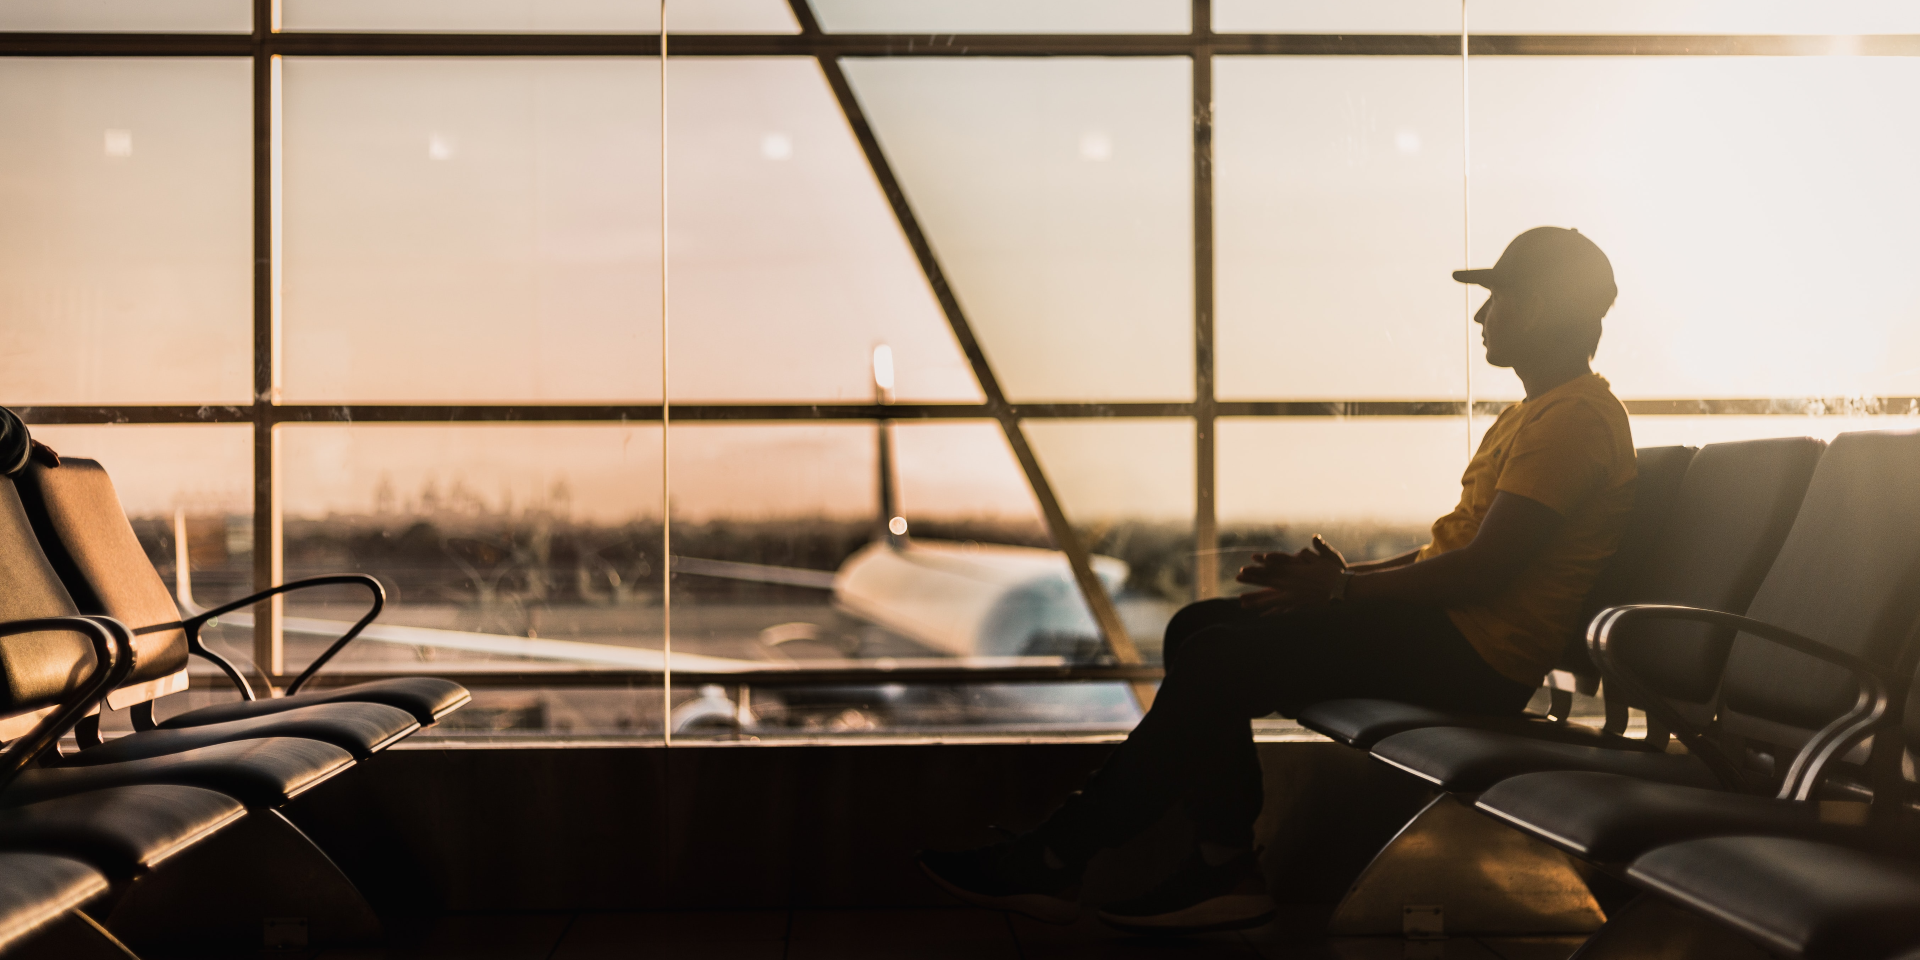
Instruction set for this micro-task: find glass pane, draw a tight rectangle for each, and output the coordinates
[1023,418,1193,659]
[1469,57,1920,402]
[1471,1,1920,35]
[0,59,252,405]
[282,0,797,33]
[1217,416,1474,594]
[1214,0,1460,34]
[844,58,1193,402]
[665,421,1139,737]
[279,424,665,739]
[281,58,662,403]
[0,0,249,32]
[1215,57,1466,401]
[813,0,1188,34]
[666,58,979,403]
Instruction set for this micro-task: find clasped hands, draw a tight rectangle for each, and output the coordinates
[1236,535,1347,616]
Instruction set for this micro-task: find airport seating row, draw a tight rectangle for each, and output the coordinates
[1308,429,1920,958]
[0,457,470,956]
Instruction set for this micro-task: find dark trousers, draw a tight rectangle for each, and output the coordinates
[1037,598,1536,861]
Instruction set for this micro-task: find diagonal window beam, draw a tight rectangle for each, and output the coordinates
[785,0,1149,701]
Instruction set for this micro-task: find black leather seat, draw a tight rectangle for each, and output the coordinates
[0,785,246,882]
[159,676,469,730]
[18,458,470,731]
[1628,836,1920,960]
[1474,770,1856,862]
[0,852,109,954]
[1463,429,1920,854]
[63,702,417,765]
[1372,727,1720,793]
[1,738,354,810]
[1305,438,1819,751]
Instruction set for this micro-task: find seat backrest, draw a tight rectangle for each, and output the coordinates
[14,459,188,688]
[1558,445,1696,678]
[1612,437,1826,707]
[0,478,97,719]
[1579,445,1697,621]
[1718,430,1920,757]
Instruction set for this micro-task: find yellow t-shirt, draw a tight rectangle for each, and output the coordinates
[1417,373,1636,685]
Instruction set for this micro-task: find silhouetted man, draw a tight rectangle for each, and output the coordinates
[920,227,1634,934]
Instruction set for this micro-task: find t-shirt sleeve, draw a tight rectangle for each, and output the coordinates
[1494,400,1614,517]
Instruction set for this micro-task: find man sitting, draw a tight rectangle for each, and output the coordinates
[920,227,1635,934]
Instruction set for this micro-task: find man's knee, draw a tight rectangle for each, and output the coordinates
[1162,597,1247,661]
[1164,622,1260,679]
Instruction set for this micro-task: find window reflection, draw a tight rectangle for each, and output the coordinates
[1215,57,1466,401]
[281,58,663,403]
[0,59,251,405]
[845,58,1194,402]
[665,59,978,403]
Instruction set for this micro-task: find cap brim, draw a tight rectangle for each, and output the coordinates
[1452,268,1502,286]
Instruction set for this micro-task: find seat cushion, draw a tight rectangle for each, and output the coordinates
[2,738,354,809]
[0,785,245,880]
[1299,699,1475,748]
[0,852,108,954]
[1476,771,1857,863]
[161,677,471,729]
[1299,698,1617,751]
[1370,726,1720,793]
[1629,836,1920,960]
[70,702,419,765]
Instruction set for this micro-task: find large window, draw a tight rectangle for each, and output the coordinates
[7,2,1919,743]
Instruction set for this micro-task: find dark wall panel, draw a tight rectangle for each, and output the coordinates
[286,741,1430,914]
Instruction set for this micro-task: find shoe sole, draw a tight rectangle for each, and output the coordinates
[1096,895,1277,936]
[918,860,1081,925]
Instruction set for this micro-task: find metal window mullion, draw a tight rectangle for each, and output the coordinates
[787,0,1148,701]
[1191,0,1218,603]
[250,0,282,678]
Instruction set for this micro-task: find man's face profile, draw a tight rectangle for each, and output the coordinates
[1473,286,1537,369]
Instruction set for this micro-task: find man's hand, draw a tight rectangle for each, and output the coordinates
[28,439,59,468]
[1236,535,1348,616]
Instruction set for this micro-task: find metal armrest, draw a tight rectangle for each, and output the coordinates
[182,574,385,700]
[1590,604,1890,801]
[0,616,133,792]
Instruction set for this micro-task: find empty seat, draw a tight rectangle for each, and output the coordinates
[0,474,358,809]
[1628,836,1920,960]
[0,852,108,955]
[17,458,469,730]
[3,738,353,810]
[0,785,245,882]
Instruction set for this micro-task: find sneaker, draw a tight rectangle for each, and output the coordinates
[917,837,1082,924]
[1095,848,1276,935]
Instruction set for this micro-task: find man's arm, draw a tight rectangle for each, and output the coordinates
[1346,492,1561,604]
[1238,492,1562,612]
[1349,547,1423,574]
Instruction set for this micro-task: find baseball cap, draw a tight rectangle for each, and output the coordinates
[1453,227,1617,305]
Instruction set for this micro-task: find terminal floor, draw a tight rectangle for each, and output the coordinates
[149,907,1588,960]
